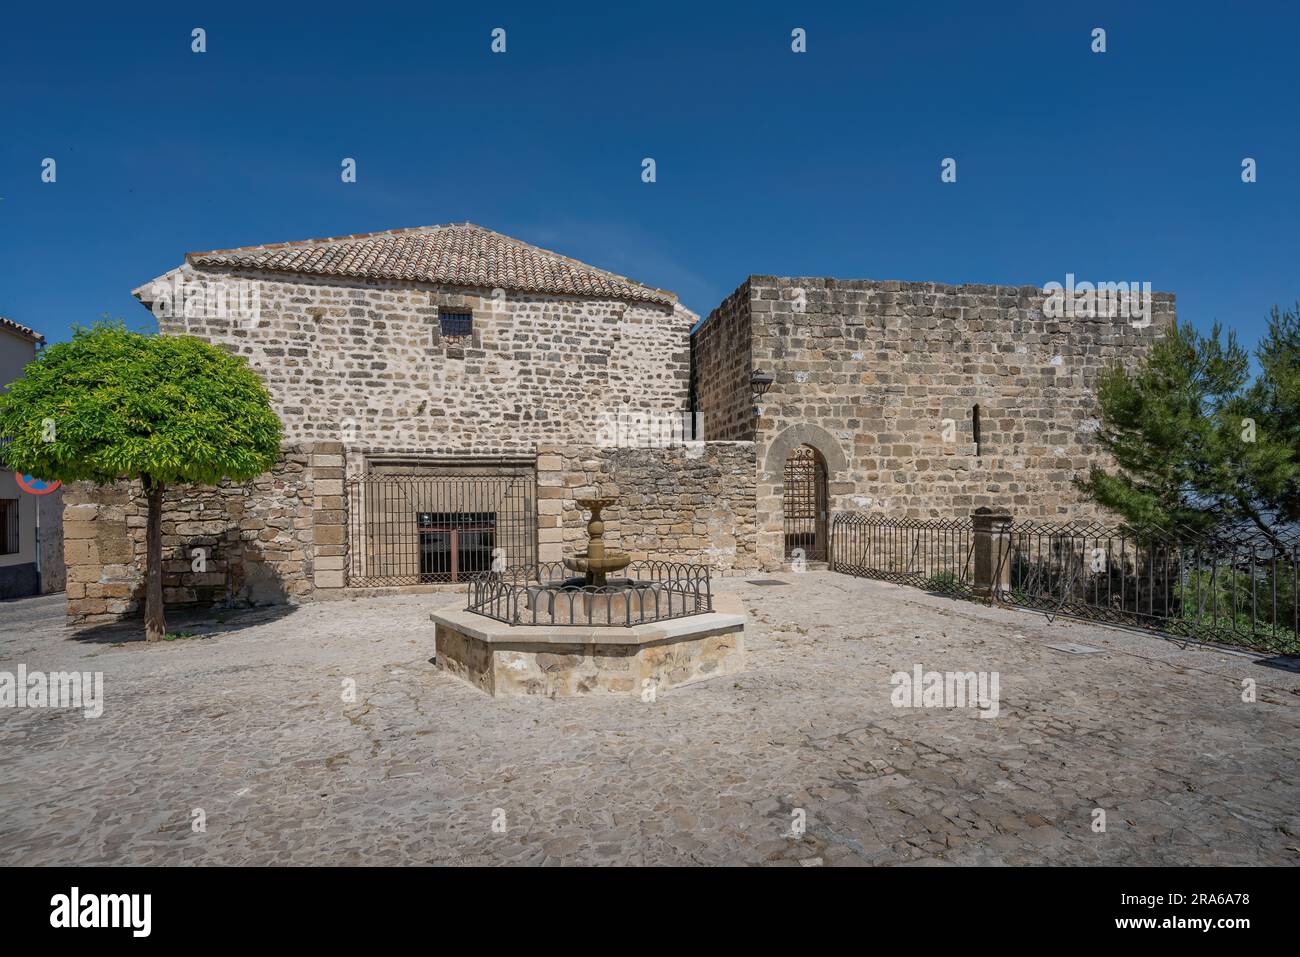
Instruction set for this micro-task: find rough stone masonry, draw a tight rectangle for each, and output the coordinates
[692,276,1171,568]
[60,223,1170,621]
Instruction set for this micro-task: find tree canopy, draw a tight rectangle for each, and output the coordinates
[0,319,282,485]
[1077,307,1300,544]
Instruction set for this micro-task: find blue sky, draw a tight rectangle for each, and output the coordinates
[1,1,1296,349]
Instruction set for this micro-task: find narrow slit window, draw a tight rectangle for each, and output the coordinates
[972,404,982,457]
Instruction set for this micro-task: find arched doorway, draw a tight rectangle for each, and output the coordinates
[783,445,828,561]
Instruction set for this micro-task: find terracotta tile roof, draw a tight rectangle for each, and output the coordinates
[182,222,677,306]
[0,317,45,344]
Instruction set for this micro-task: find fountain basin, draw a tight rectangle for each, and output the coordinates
[433,496,747,699]
[432,592,746,698]
[562,552,633,578]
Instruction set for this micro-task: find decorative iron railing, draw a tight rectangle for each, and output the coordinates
[830,513,1300,655]
[829,513,976,596]
[466,561,713,627]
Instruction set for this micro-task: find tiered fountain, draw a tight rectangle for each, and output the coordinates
[563,497,627,585]
[430,495,746,698]
[528,496,669,623]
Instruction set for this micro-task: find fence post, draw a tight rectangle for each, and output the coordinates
[972,507,1013,600]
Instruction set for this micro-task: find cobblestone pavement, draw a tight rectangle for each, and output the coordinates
[2,573,1298,866]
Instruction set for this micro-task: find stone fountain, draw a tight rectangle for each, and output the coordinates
[562,497,630,586]
[429,493,747,699]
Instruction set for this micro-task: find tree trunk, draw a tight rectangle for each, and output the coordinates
[144,475,167,642]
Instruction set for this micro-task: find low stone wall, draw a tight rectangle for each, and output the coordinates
[536,442,758,573]
[63,442,347,626]
[433,593,747,698]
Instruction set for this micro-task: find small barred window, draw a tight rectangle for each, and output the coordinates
[439,312,473,341]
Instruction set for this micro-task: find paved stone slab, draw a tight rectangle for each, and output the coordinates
[1045,642,1104,655]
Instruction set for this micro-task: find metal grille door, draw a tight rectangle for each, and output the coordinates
[784,445,827,561]
[346,473,536,585]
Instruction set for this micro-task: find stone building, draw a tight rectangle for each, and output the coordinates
[137,223,695,454]
[0,316,65,600]
[692,276,1171,566]
[67,224,729,622]
[62,224,1170,623]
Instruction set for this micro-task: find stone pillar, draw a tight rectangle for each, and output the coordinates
[972,507,1013,599]
[536,446,566,564]
[63,483,140,624]
[310,441,347,590]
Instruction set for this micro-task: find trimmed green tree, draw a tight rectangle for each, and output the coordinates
[0,320,282,640]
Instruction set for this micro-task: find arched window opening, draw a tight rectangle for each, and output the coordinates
[972,404,983,457]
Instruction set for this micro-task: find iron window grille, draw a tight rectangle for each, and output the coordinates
[417,511,497,582]
[0,498,18,555]
[347,472,537,586]
[439,312,473,342]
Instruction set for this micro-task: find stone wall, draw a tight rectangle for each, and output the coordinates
[691,280,753,441]
[536,442,758,573]
[148,266,695,457]
[693,276,1172,569]
[63,442,347,626]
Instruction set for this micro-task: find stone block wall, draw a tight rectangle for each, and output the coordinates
[691,280,753,441]
[694,276,1172,569]
[63,442,346,626]
[148,266,695,457]
[536,442,758,573]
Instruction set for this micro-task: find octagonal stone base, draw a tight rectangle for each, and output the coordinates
[431,594,746,698]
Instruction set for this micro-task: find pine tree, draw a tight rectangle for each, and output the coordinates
[1077,314,1298,547]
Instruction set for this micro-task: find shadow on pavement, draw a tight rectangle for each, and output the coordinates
[67,602,301,645]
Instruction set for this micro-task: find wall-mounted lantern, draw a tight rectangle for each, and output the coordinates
[750,370,774,419]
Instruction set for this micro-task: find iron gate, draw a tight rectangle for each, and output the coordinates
[784,445,828,560]
[346,472,536,585]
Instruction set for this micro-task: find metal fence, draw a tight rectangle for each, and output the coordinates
[830,513,1300,655]
[466,560,712,627]
[830,514,976,595]
[346,472,536,586]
